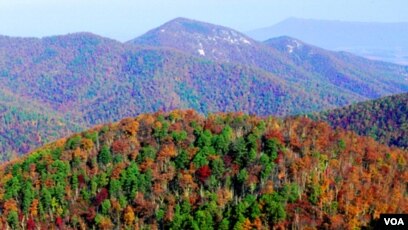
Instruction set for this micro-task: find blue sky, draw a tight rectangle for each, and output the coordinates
[0,0,407,41]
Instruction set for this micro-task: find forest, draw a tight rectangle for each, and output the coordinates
[312,92,408,149]
[1,20,408,157]
[0,110,406,229]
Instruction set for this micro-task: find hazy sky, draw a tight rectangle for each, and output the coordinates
[0,0,407,41]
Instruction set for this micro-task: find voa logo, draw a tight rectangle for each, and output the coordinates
[384,217,404,226]
[378,214,408,229]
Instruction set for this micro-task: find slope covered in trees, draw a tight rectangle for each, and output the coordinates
[0,17,408,156]
[312,93,408,149]
[0,90,83,159]
[0,110,406,229]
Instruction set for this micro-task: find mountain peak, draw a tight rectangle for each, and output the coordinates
[264,36,305,53]
[128,17,255,60]
[166,17,201,24]
[152,17,215,35]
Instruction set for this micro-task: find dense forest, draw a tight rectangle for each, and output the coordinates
[0,90,83,159]
[0,110,406,229]
[312,92,408,149]
[1,17,408,157]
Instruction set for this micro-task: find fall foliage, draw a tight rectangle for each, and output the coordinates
[0,110,406,229]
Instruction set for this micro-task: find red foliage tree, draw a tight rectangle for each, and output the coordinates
[196,165,211,183]
[78,174,85,187]
[95,188,109,206]
[265,128,284,143]
[27,218,36,230]
[111,139,130,154]
[86,207,96,221]
[55,217,63,229]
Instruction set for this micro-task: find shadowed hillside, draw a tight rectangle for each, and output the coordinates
[312,93,408,149]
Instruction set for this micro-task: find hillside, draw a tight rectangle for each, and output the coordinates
[0,89,83,159]
[312,93,408,149]
[0,110,406,229]
[1,18,408,156]
[247,18,408,65]
[265,36,408,98]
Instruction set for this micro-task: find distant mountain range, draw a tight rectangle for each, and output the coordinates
[247,18,408,65]
[0,17,407,156]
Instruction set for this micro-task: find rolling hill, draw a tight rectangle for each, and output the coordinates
[0,18,408,156]
[0,110,406,229]
[312,92,408,149]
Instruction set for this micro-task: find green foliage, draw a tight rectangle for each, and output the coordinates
[308,183,322,205]
[261,193,287,222]
[264,138,280,161]
[197,130,213,147]
[282,183,300,203]
[230,137,248,166]
[101,199,111,215]
[98,145,112,165]
[172,130,188,143]
[122,162,140,199]
[22,181,34,214]
[65,135,82,150]
[0,111,406,229]
[237,169,248,184]
[84,131,99,143]
[175,149,189,169]
[7,211,19,229]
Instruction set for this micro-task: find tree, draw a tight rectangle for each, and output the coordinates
[264,138,279,161]
[23,181,34,214]
[95,188,109,206]
[231,137,248,166]
[40,187,52,215]
[122,162,140,199]
[237,169,249,184]
[175,149,189,169]
[101,199,111,215]
[196,165,212,183]
[195,210,214,230]
[5,176,21,199]
[29,199,39,218]
[56,216,64,229]
[27,218,36,230]
[124,205,135,226]
[261,193,286,223]
[7,210,19,229]
[98,145,112,165]
[65,135,82,150]
[196,130,213,147]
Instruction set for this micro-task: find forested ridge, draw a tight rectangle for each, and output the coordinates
[0,110,406,229]
[1,17,408,157]
[312,92,408,149]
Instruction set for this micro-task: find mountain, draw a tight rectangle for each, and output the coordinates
[0,18,408,157]
[247,18,408,65]
[0,110,406,229]
[129,17,261,63]
[129,17,299,76]
[264,36,408,98]
[130,18,408,100]
[311,92,408,149]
